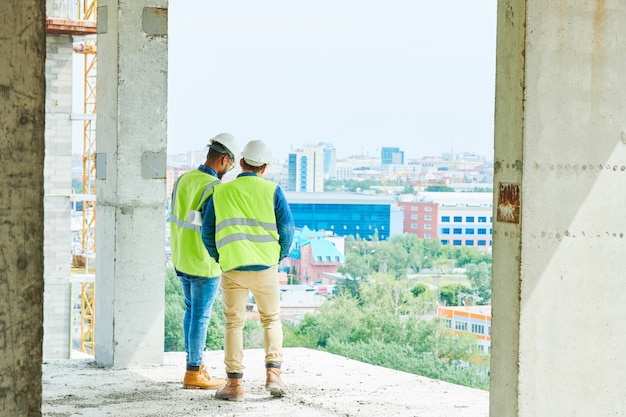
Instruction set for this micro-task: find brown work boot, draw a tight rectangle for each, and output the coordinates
[215,374,244,401]
[265,366,286,397]
[183,365,225,390]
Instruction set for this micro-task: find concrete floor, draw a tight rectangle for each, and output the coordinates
[42,347,488,417]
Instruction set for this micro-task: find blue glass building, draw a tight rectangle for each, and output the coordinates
[284,192,394,240]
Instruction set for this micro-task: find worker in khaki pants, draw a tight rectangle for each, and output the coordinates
[202,140,295,401]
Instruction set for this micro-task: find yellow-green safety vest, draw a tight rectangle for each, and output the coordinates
[169,169,221,277]
[213,176,279,271]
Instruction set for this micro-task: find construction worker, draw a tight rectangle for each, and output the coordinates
[201,140,295,401]
[169,133,240,390]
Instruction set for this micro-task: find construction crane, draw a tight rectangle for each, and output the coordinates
[382,171,412,194]
[73,0,98,355]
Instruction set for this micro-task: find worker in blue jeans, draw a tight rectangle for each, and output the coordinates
[169,133,240,389]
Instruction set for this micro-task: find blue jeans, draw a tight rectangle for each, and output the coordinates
[179,273,221,367]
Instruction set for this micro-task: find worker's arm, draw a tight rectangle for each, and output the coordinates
[274,186,294,261]
[201,195,219,263]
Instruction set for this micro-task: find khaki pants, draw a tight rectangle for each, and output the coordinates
[221,265,283,373]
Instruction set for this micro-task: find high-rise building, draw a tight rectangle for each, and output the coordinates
[287,145,325,192]
[381,147,404,165]
[285,192,393,240]
[319,142,337,180]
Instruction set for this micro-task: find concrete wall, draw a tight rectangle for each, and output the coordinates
[491,1,626,415]
[0,1,46,415]
[94,0,168,367]
[43,33,74,360]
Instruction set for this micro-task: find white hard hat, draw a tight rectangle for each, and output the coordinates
[209,133,240,160]
[241,140,272,166]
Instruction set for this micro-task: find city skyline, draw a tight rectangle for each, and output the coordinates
[165,142,492,163]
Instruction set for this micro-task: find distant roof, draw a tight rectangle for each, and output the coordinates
[310,239,344,263]
[417,192,492,206]
[289,226,345,262]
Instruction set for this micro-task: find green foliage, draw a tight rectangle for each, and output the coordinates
[72,178,83,194]
[164,267,225,352]
[283,316,321,349]
[282,269,490,390]
[324,179,382,193]
[439,283,472,307]
[465,262,492,304]
[411,283,428,298]
[205,294,225,350]
[164,268,185,352]
[424,184,455,192]
[324,338,489,390]
[242,319,264,349]
[280,235,493,390]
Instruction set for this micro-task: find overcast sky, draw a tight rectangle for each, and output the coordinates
[167,1,497,161]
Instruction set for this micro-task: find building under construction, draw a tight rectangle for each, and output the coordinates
[4,1,626,416]
[44,0,97,360]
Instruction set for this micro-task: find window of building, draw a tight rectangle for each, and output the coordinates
[453,240,462,246]
[453,228,462,234]
[441,239,449,245]
[424,215,432,220]
[425,206,432,211]
[466,216,475,222]
[442,216,450,222]
[490,217,493,222]
[466,240,474,246]
[411,214,418,220]
[453,216,462,222]
[478,240,486,246]
[410,223,418,228]
[472,323,485,334]
[455,321,468,331]
[478,216,487,223]
[444,319,452,328]
[478,228,486,235]
[424,224,432,229]
[466,228,475,235]
[424,233,432,239]
[411,206,418,211]
[442,228,450,234]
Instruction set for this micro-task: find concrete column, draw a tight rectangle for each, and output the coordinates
[43,33,74,360]
[491,1,626,416]
[0,1,46,415]
[94,0,168,367]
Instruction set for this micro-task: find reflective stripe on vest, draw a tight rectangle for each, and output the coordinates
[170,178,219,232]
[213,176,279,270]
[169,170,221,276]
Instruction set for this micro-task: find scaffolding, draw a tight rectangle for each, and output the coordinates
[72,0,98,355]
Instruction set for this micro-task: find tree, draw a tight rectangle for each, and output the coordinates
[465,262,492,304]
[164,268,184,352]
[439,283,471,307]
[425,184,455,192]
[164,267,225,352]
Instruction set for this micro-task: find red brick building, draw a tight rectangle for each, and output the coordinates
[282,226,345,285]
[397,200,439,240]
